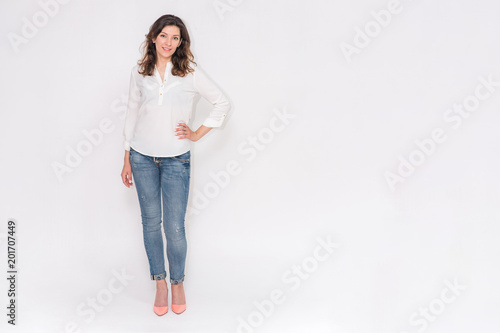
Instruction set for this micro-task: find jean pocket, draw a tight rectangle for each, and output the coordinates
[172,151,190,162]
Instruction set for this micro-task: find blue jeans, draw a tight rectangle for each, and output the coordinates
[129,147,190,284]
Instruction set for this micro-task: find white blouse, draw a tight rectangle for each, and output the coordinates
[122,61,231,157]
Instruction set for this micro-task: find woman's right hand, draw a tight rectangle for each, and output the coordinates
[121,151,133,188]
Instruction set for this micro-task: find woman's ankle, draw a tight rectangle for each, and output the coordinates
[156,279,168,289]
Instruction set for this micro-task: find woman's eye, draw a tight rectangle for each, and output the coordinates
[174,37,178,40]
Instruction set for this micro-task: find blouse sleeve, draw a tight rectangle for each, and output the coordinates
[192,65,231,128]
[122,66,142,151]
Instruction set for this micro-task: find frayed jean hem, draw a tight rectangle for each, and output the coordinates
[151,272,167,280]
[170,275,185,285]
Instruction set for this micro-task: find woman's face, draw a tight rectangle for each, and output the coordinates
[153,25,182,62]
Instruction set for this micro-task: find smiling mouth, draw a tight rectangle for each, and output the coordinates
[162,47,172,52]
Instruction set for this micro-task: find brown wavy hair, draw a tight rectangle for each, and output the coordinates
[137,14,196,77]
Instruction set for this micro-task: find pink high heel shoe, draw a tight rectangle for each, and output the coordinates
[171,283,186,314]
[153,305,169,316]
[171,303,186,314]
[153,289,169,316]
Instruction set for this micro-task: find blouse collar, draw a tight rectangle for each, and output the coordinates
[154,61,172,83]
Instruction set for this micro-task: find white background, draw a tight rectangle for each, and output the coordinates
[1,0,499,332]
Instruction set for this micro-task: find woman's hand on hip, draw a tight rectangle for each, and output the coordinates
[175,123,213,142]
[175,122,198,141]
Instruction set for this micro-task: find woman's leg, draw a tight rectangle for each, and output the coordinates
[130,149,169,307]
[160,150,190,309]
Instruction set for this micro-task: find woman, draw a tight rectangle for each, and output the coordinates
[120,14,230,316]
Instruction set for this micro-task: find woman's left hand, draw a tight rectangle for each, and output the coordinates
[175,122,199,142]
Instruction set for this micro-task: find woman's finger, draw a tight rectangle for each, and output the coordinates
[127,173,133,187]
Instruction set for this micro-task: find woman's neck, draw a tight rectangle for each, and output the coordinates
[156,57,171,69]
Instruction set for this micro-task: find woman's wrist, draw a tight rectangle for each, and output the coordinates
[124,150,131,163]
[193,125,212,142]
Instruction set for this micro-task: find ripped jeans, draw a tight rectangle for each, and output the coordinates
[129,147,190,284]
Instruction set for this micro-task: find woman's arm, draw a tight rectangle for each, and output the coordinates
[175,65,230,142]
[121,66,141,188]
